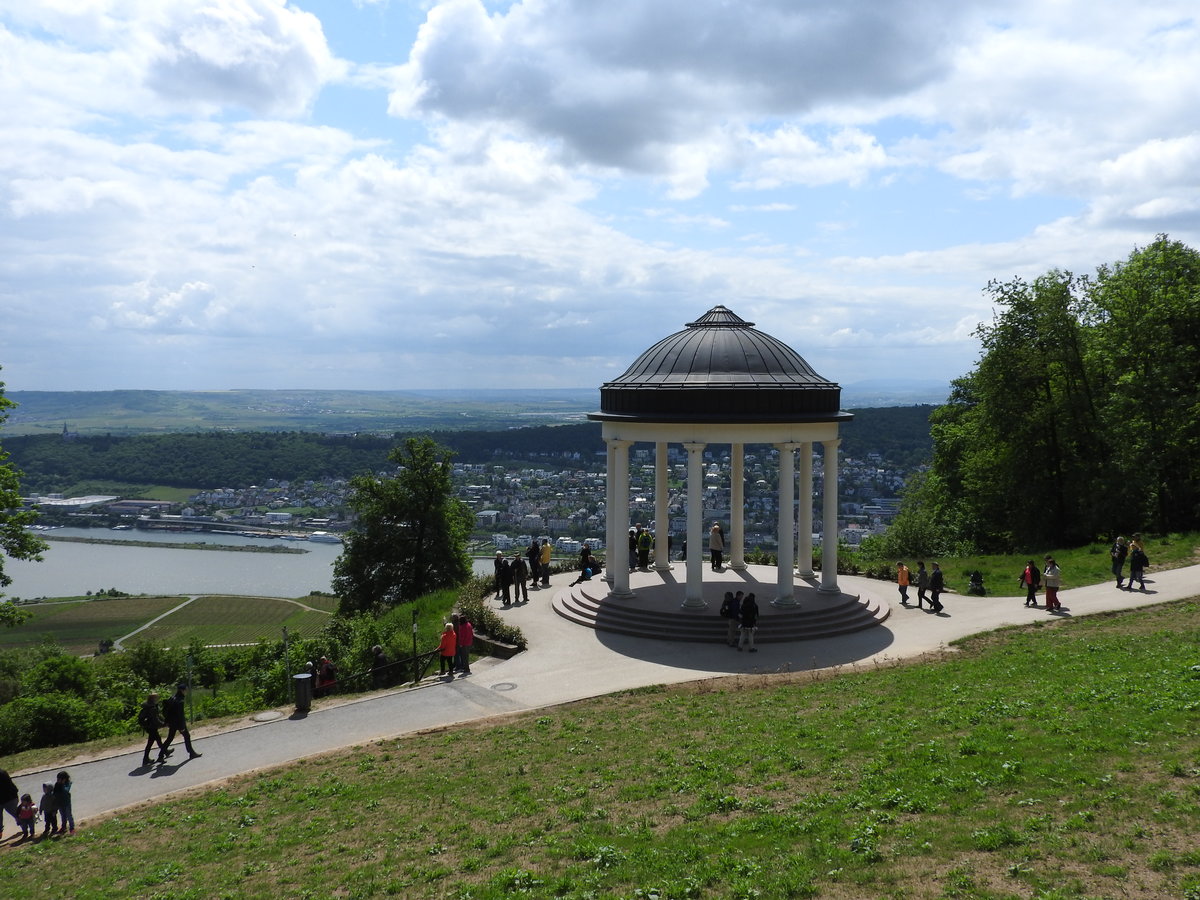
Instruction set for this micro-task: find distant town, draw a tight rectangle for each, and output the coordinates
[24,443,916,556]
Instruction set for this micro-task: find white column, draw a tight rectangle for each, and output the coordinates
[796,441,814,577]
[729,442,746,570]
[819,438,840,593]
[604,440,617,586]
[611,439,634,597]
[654,441,671,572]
[682,441,707,607]
[773,442,798,606]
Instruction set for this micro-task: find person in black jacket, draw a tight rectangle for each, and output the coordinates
[139,692,170,766]
[161,683,202,760]
[929,563,945,613]
[737,592,759,652]
[0,769,19,838]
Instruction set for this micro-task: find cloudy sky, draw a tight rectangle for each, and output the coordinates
[2,0,1197,394]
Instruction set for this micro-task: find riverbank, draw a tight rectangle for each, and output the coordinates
[41,534,308,554]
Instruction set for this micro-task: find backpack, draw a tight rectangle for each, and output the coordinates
[137,704,156,732]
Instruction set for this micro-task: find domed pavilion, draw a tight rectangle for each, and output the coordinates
[588,305,853,608]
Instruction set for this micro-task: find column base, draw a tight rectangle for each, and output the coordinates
[728,562,748,571]
[795,567,815,577]
[771,595,800,608]
[817,584,841,595]
[680,597,708,609]
[610,587,636,600]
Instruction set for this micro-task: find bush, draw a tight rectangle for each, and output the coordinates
[0,693,126,755]
[456,576,527,650]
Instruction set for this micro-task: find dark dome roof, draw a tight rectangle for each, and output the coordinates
[594,306,849,423]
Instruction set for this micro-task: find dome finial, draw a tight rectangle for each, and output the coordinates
[687,305,754,328]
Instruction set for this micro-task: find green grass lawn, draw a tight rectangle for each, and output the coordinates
[863,531,1200,596]
[5,599,1198,899]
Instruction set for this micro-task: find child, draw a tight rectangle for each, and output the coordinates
[39,783,57,837]
[52,771,74,836]
[16,793,36,839]
[438,623,457,676]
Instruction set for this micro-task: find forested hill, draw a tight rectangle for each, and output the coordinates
[6,406,933,494]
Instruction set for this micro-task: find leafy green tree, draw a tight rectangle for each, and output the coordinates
[0,372,45,620]
[919,271,1105,550]
[1086,235,1200,532]
[333,437,474,615]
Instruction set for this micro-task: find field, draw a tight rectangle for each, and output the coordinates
[129,596,331,645]
[0,596,184,654]
[0,595,331,653]
[3,599,1198,898]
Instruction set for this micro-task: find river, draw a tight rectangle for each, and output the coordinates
[5,528,497,599]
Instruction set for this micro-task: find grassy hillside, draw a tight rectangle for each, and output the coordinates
[4,600,1198,898]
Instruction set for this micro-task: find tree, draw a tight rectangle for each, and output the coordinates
[1086,236,1200,532]
[332,437,474,615]
[0,372,46,616]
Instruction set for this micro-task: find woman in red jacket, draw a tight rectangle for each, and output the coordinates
[438,623,457,677]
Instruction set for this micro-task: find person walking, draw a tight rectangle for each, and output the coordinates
[162,682,202,760]
[0,769,19,839]
[539,539,552,587]
[738,592,759,652]
[928,563,945,613]
[709,522,725,571]
[15,794,36,840]
[1128,534,1148,590]
[455,614,474,676]
[915,561,930,608]
[719,590,742,647]
[438,623,457,677]
[1043,556,1062,610]
[51,771,74,836]
[371,645,390,690]
[38,783,57,838]
[138,691,169,767]
[1019,560,1041,607]
[896,562,911,605]
[1109,536,1128,588]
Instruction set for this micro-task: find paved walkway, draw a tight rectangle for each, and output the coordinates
[9,563,1200,828]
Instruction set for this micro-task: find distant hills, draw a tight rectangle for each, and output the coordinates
[5,384,948,437]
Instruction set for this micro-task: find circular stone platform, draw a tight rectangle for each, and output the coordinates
[552,564,889,643]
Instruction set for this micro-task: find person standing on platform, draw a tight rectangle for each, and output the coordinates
[526,540,541,589]
[540,539,552,587]
[511,552,530,603]
[709,522,725,570]
[738,592,759,652]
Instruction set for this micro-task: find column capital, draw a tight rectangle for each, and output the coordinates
[607,438,634,449]
[682,441,706,452]
[774,441,802,451]
[821,438,842,450]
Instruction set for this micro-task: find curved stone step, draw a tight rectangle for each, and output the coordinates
[554,578,889,644]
